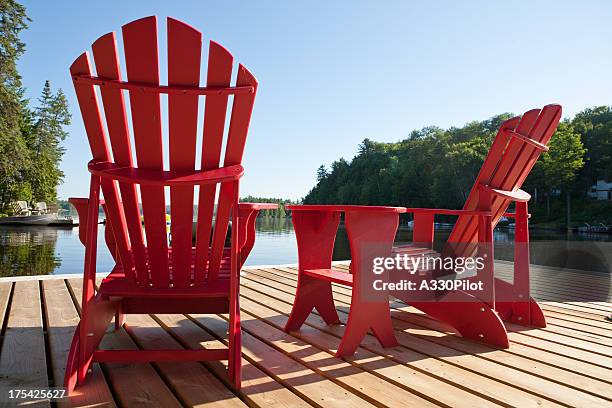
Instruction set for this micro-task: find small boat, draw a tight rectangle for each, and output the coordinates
[577,222,611,234]
[0,201,76,226]
[0,213,76,226]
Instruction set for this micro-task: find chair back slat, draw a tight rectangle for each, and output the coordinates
[70,53,135,277]
[91,33,147,281]
[72,17,258,288]
[447,105,562,257]
[122,16,169,286]
[194,42,233,282]
[208,65,258,280]
[167,18,202,287]
[449,110,538,254]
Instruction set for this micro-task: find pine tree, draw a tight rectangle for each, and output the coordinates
[28,81,71,203]
[0,0,31,211]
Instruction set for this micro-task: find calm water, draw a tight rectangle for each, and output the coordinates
[1,218,611,277]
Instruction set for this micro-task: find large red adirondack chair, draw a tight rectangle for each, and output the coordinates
[64,16,276,392]
[286,105,561,355]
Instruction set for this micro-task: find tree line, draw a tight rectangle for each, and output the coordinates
[304,107,612,227]
[0,1,70,214]
[240,196,299,218]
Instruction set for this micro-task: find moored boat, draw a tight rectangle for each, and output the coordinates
[0,213,76,226]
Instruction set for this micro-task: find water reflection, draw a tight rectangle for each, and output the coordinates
[0,226,61,277]
[0,219,610,277]
[333,226,612,273]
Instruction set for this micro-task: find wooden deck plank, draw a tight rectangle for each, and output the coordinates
[124,313,246,408]
[0,281,50,407]
[243,268,612,404]
[66,279,182,407]
[0,282,11,329]
[542,301,611,317]
[568,302,612,312]
[534,322,612,346]
[234,305,449,407]
[252,267,612,372]
[1,260,610,408]
[538,303,612,322]
[41,279,116,408]
[269,265,612,344]
[153,313,316,408]
[242,272,612,403]
[542,316,612,339]
[238,290,559,408]
[190,314,377,408]
[289,264,612,378]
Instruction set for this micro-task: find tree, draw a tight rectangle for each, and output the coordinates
[316,165,328,182]
[0,0,30,211]
[571,106,612,189]
[27,81,71,203]
[536,122,585,222]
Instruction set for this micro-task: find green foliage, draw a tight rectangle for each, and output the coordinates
[571,106,612,187]
[304,110,606,227]
[26,81,71,202]
[305,113,517,210]
[240,196,299,217]
[0,0,31,211]
[528,121,585,194]
[0,2,70,212]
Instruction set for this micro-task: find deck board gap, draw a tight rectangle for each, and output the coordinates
[38,280,57,393]
[0,282,14,351]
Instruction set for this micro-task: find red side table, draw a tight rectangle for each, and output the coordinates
[284,205,407,356]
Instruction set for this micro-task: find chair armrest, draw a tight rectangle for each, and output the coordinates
[287,204,406,213]
[478,184,531,202]
[69,198,117,261]
[235,203,278,268]
[238,202,278,210]
[503,212,531,219]
[404,208,492,216]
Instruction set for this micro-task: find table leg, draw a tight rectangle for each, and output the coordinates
[337,211,399,357]
[285,210,341,332]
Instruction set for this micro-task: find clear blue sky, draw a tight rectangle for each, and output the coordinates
[18,1,612,201]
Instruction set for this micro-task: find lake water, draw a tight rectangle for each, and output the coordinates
[1,218,611,277]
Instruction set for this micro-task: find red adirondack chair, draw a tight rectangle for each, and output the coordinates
[285,105,561,355]
[64,16,276,392]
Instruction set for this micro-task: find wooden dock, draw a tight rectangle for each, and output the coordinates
[0,261,610,407]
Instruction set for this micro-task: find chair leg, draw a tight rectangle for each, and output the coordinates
[409,289,510,348]
[64,322,81,393]
[285,275,340,332]
[76,294,119,386]
[114,310,125,331]
[228,294,242,389]
[494,278,546,327]
[230,324,242,389]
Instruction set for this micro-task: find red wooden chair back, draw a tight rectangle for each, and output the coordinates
[70,16,257,289]
[446,104,562,256]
